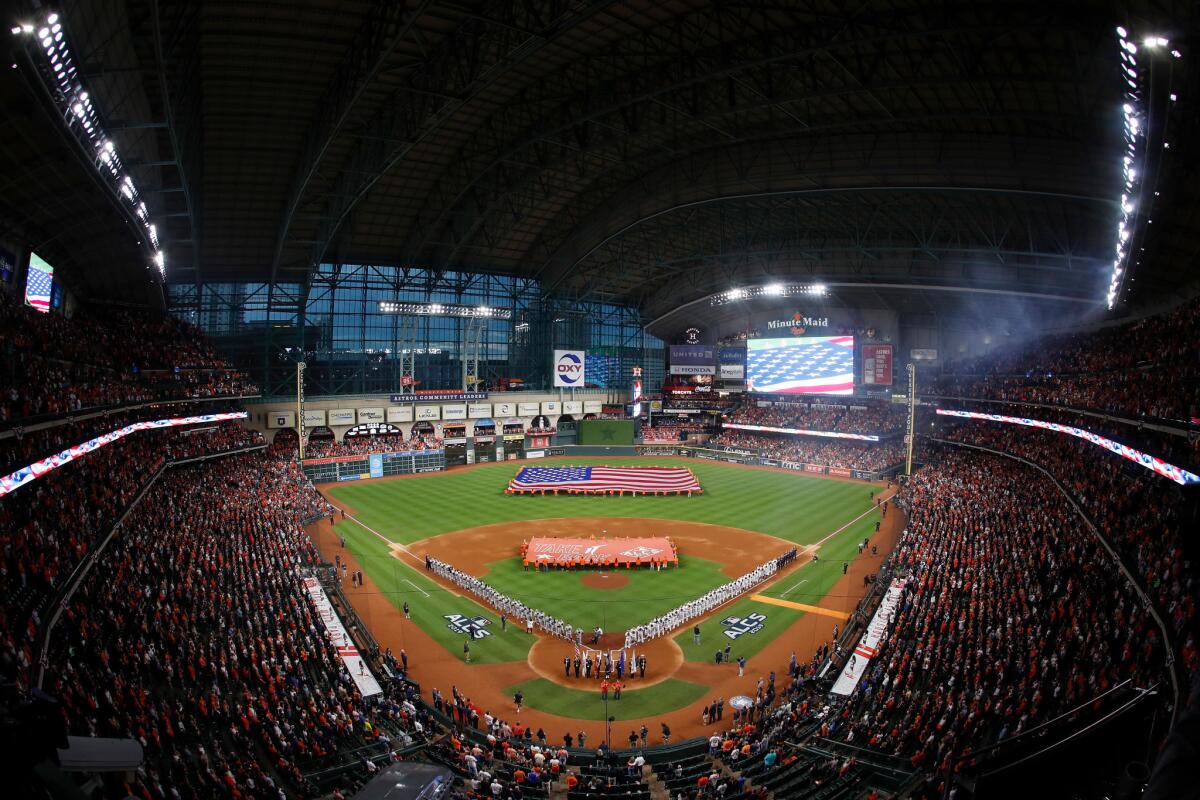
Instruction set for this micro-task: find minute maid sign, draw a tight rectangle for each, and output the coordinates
[765,312,830,336]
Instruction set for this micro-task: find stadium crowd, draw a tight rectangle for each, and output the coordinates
[285,432,444,460]
[40,451,442,799]
[938,421,1198,678]
[0,291,257,424]
[929,298,1200,422]
[0,401,246,475]
[726,399,907,435]
[829,450,1164,772]
[641,418,707,442]
[709,431,904,472]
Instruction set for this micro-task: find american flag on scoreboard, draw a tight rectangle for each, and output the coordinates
[747,336,855,394]
[24,265,52,312]
[507,465,702,494]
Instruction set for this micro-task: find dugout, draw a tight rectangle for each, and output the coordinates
[442,422,468,466]
[471,418,497,462]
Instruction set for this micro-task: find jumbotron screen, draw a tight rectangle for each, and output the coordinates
[746,335,855,395]
[24,252,54,313]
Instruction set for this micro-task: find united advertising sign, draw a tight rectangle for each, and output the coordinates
[669,344,715,375]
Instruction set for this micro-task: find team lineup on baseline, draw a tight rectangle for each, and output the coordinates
[320,458,898,736]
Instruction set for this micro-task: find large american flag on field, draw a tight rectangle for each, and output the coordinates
[747,336,855,395]
[507,465,702,494]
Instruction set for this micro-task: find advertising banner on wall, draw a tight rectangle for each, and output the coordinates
[268,410,296,429]
[583,400,604,413]
[669,344,715,375]
[518,402,540,417]
[357,407,386,423]
[415,405,441,420]
[442,404,467,420]
[562,400,583,415]
[719,364,744,379]
[494,401,516,417]
[910,348,938,362]
[387,406,414,423]
[718,347,746,364]
[328,409,356,426]
[468,403,492,419]
[862,344,893,386]
[389,392,488,403]
[541,401,561,415]
[302,409,326,428]
[552,349,586,388]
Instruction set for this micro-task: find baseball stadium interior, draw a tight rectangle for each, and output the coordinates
[2,2,1199,799]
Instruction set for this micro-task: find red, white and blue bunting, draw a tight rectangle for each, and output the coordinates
[720,422,881,442]
[935,408,1199,486]
[0,412,249,498]
[832,578,907,696]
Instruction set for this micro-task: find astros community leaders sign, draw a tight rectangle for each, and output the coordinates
[553,349,586,387]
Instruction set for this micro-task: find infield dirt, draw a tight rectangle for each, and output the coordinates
[311,477,901,743]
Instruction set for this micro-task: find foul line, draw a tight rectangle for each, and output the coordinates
[346,515,419,560]
[403,579,431,598]
[781,579,808,597]
[808,494,891,551]
[750,594,850,621]
[341,515,461,597]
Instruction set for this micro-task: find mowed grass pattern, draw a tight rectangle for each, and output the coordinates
[336,518,536,664]
[479,556,731,632]
[327,457,877,546]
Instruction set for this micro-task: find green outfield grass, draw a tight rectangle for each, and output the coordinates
[477,555,731,632]
[330,456,886,705]
[327,457,878,545]
[502,677,709,721]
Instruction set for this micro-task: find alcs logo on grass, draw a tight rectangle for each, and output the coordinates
[445,614,492,639]
[721,612,767,640]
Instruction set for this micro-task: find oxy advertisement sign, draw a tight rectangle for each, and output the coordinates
[553,350,586,388]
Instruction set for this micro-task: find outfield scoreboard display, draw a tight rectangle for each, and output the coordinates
[746,335,855,395]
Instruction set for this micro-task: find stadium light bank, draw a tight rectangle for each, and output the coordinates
[379,300,512,319]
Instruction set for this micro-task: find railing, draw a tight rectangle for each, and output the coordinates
[33,444,267,689]
[919,392,1198,437]
[957,679,1149,770]
[0,392,260,440]
[929,438,1182,746]
[801,740,916,789]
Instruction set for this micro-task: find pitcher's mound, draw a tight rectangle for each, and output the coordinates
[581,572,629,590]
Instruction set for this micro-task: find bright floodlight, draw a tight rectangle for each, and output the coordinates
[764,282,785,295]
[1116,26,1127,37]
[21,24,33,33]
[11,26,22,34]
[726,288,746,300]
[47,13,58,24]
